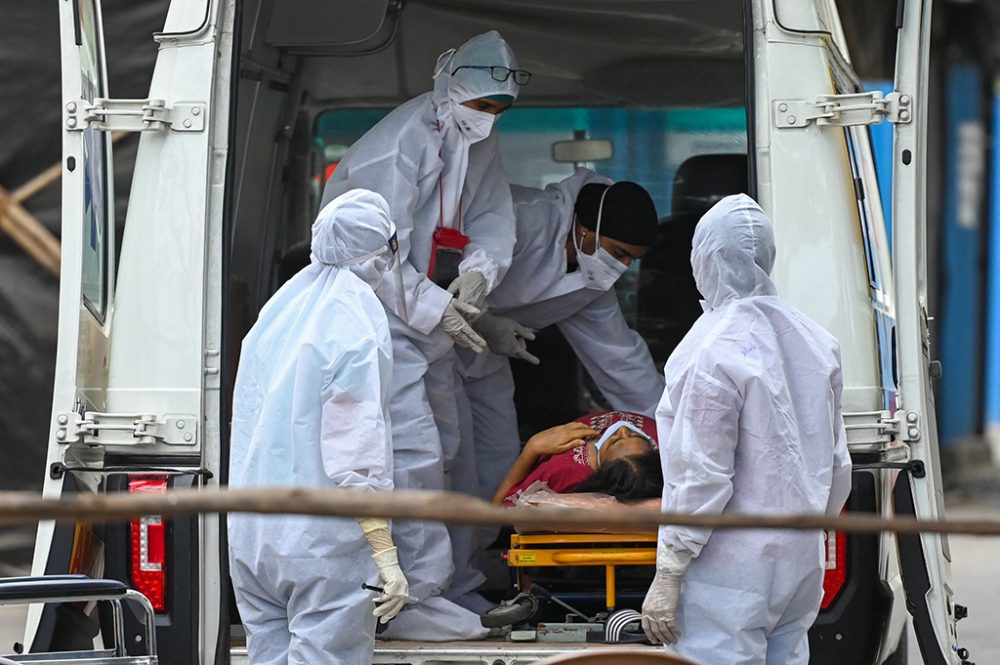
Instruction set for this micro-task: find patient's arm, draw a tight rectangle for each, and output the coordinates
[491,422,598,504]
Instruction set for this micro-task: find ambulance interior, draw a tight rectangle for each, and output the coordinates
[230,0,749,624]
[232,0,749,426]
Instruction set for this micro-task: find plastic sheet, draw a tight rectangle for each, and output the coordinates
[512,482,660,534]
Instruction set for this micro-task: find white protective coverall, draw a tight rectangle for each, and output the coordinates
[319,31,520,639]
[228,191,399,664]
[651,194,852,664]
[448,169,665,604]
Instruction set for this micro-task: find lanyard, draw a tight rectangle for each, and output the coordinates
[435,120,463,233]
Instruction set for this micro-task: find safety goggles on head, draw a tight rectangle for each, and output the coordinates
[451,65,532,85]
[338,231,399,269]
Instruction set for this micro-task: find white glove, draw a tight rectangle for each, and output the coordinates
[371,547,410,623]
[641,546,692,645]
[474,312,540,365]
[446,272,489,312]
[438,300,487,352]
[358,517,410,624]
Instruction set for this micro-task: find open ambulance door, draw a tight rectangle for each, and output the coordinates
[752,0,954,661]
[29,0,234,662]
[26,0,117,647]
[50,0,117,457]
[892,0,968,663]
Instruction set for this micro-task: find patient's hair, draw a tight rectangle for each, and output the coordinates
[575,449,663,502]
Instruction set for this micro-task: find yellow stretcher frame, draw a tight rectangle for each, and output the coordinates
[507,533,657,610]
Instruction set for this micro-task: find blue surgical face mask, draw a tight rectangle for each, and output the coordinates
[593,421,650,453]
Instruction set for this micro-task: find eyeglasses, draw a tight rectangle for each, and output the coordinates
[451,65,532,85]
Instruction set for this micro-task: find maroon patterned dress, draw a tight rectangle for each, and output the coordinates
[502,410,658,505]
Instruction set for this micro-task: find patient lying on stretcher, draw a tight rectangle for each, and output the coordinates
[492,411,662,506]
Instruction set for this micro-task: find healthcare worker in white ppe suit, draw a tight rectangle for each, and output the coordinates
[641,194,852,664]
[447,169,665,610]
[228,190,409,665]
[320,30,526,639]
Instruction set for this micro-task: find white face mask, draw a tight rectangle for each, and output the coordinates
[452,103,497,143]
[341,233,398,290]
[593,421,650,454]
[573,186,628,291]
[347,251,408,319]
[346,253,389,290]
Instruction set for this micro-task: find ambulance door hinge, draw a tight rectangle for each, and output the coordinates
[54,412,199,446]
[844,409,901,445]
[64,98,206,133]
[898,410,921,443]
[774,91,912,129]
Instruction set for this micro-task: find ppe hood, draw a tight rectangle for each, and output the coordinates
[432,30,521,109]
[311,189,395,268]
[691,193,776,310]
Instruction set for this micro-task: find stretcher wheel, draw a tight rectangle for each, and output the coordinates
[480,592,539,628]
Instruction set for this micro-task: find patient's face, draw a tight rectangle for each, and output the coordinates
[598,429,652,465]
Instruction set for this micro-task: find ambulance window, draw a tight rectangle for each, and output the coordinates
[77,0,110,321]
[844,127,885,292]
[73,1,168,320]
[497,107,747,213]
[844,125,897,404]
[315,108,393,179]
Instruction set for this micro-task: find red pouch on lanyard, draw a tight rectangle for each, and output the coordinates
[427,155,471,287]
[428,226,470,288]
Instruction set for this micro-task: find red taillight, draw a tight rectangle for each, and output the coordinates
[821,528,847,609]
[324,162,339,182]
[128,475,168,612]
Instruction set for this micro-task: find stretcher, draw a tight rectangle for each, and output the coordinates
[481,528,658,648]
[506,532,657,612]
[479,488,661,642]
[0,575,158,664]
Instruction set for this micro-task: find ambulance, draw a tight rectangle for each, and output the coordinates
[26,0,967,663]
